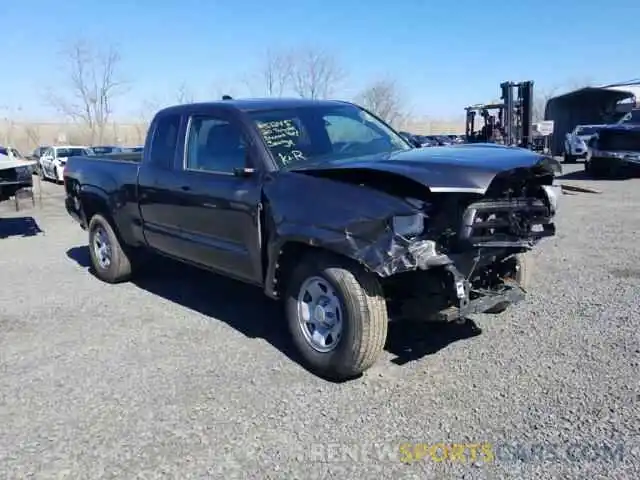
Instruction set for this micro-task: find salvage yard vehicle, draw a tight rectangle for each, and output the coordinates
[39,145,90,183]
[63,98,561,380]
[0,148,35,203]
[564,124,604,163]
[585,124,640,178]
[88,145,124,155]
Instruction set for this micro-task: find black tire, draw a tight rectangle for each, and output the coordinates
[485,254,531,314]
[564,152,575,163]
[284,252,388,381]
[88,213,133,283]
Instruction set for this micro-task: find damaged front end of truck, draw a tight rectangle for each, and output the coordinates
[264,152,560,321]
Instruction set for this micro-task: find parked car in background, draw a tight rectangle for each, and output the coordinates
[564,124,604,163]
[585,124,640,178]
[28,145,50,163]
[0,146,24,161]
[397,131,422,148]
[0,146,37,175]
[88,145,124,155]
[446,134,465,144]
[122,146,144,153]
[414,135,438,147]
[0,148,35,202]
[39,145,90,183]
[423,135,451,146]
[618,108,640,126]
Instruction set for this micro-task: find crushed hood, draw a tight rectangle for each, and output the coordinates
[288,144,558,194]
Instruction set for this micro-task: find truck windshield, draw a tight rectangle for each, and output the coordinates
[248,104,411,167]
[598,130,640,151]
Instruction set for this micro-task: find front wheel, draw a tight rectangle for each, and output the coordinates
[564,152,575,163]
[284,252,388,381]
[88,214,133,283]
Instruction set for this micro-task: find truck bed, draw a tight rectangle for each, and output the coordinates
[64,155,140,197]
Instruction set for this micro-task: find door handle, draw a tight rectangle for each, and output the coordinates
[180,185,191,191]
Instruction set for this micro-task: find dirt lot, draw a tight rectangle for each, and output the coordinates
[1,165,639,479]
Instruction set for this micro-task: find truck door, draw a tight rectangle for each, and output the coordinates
[168,110,263,284]
[137,112,190,258]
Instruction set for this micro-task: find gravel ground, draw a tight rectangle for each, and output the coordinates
[1,165,639,479]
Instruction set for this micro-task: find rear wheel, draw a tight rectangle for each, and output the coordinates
[88,214,133,283]
[284,252,388,381]
[485,254,531,314]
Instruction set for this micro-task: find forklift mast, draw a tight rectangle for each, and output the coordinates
[466,80,534,148]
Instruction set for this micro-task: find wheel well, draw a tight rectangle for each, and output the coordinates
[272,242,367,297]
[80,193,114,229]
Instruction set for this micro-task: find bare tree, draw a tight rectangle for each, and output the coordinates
[176,82,195,103]
[134,99,160,144]
[532,87,558,122]
[23,124,41,149]
[47,39,126,144]
[290,48,345,99]
[255,49,294,97]
[355,79,406,126]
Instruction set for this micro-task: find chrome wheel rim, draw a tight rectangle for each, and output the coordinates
[296,276,344,353]
[92,226,112,269]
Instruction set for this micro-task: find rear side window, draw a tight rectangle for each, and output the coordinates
[149,114,181,168]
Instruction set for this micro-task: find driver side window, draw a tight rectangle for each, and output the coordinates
[324,115,381,144]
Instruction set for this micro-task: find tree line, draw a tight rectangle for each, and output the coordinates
[43,40,407,145]
[40,39,592,145]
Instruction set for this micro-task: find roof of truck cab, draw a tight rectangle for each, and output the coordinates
[158,98,353,115]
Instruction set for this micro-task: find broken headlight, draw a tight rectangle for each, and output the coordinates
[392,214,424,237]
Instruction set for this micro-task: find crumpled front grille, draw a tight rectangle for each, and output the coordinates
[459,197,554,245]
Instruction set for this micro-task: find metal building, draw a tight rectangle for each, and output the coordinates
[544,81,640,156]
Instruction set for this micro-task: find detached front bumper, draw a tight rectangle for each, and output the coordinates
[435,264,526,321]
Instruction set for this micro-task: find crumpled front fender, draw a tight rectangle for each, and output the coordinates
[263,219,452,298]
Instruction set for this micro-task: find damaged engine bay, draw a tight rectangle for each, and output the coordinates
[290,159,560,322]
